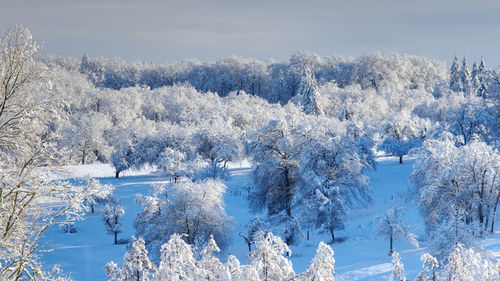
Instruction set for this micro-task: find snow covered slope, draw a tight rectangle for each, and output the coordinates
[39,157,499,280]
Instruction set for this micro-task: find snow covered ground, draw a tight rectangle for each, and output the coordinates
[39,157,500,280]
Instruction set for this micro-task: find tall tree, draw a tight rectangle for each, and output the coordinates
[292,68,324,115]
[449,56,462,92]
[460,57,472,95]
[0,25,103,280]
[477,57,489,97]
[471,62,480,95]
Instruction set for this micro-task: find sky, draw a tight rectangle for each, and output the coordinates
[2,0,500,67]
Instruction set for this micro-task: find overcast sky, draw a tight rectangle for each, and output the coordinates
[2,0,500,67]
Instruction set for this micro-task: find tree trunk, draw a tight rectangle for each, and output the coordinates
[491,192,500,233]
[330,227,335,243]
[389,232,393,255]
[115,171,120,178]
[399,156,403,164]
[114,232,118,244]
[491,214,496,233]
[91,204,94,213]
[479,204,484,229]
[484,215,489,232]
[307,230,310,241]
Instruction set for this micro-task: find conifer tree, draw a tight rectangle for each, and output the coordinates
[477,57,489,97]
[449,56,462,92]
[294,68,324,115]
[303,242,336,281]
[460,57,472,95]
[471,62,480,95]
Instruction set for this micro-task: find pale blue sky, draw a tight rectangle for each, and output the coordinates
[2,0,500,67]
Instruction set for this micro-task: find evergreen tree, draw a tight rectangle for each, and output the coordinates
[460,57,472,95]
[104,237,155,281]
[471,62,480,95]
[293,68,324,115]
[477,57,489,97]
[449,56,462,92]
[303,242,336,281]
[116,237,154,281]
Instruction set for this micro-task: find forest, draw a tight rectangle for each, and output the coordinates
[0,25,499,280]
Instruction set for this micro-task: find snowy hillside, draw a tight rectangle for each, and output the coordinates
[39,157,500,280]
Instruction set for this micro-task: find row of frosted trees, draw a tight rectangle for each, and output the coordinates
[105,233,499,281]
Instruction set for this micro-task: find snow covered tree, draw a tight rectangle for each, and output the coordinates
[431,208,475,259]
[225,255,260,281]
[477,58,489,97]
[240,218,270,252]
[163,179,233,248]
[156,147,189,183]
[103,199,125,244]
[443,244,499,281]
[248,119,300,220]
[59,112,113,164]
[375,206,418,254]
[389,251,406,281]
[110,129,137,178]
[248,232,295,281]
[446,97,491,146]
[192,123,242,180]
[378,110,431,164]
[460,57,472,95]
[134,179,233,259]
[471,62,480,95]
[104,262,121,281]
[298,133,370,242]
[302,242,336,281]
[315,187,346,243]
[121,237,154,281]
[290,67,324,115]
[449,56,462,93]
[105,236,154,281]
[153,234,197,281]
[414,253,438,281]
[0,25,104,280]
[84,177,114,213]
[197,235,228,281]
[411,136,500,256]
